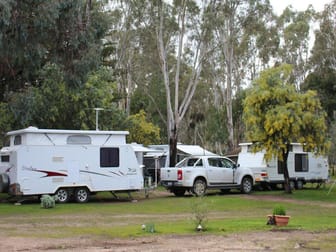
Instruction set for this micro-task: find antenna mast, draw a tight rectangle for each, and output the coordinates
[94,108,104,131]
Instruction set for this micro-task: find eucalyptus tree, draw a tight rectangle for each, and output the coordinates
[244,64,329,193]
[156,0,211,166]
[105,0,168,140]
[105,1,149,115]
[304,0,336,123]
[276,6,315,88]
[0,0,110,139]
[0,0,109,101]
[309,0,336,72]
[206,0,274,152]
[304,0,336,169]
[1,64,126,132]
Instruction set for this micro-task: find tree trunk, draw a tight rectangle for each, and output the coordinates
[169,126,178,167]
[226,89,234,151]
[282,146,292,193]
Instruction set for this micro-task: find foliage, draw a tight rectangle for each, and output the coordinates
[190,196,209,231]
[206,0,274,150]
[40,195,56,209]
[276,6,314,86]
[203,107,228,152]
[310,1,336,71]
[130,86,167,140]
[303,68,336,122]
[243,64,330,193]
[75,67,126,131]
[0,66,126,135]
[0,103,14,146]
[243,64,329,161]
[126,110,161,145]
[273,205,286,216]
[0,0,110,102]
[1,0,336,163]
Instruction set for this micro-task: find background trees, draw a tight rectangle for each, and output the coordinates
[0,0,334,168]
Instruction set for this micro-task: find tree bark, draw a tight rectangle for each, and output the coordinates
[156,0,207,166]
[169,126,178,166]
[282,145,292,193]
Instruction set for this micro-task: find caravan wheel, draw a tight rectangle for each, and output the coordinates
[0,173,9,193]
[55,188,70,203]
[74,187,90,203]
[295,180,304,190]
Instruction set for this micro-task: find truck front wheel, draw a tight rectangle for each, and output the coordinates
[241,177,253,194]
[193,179,207,196]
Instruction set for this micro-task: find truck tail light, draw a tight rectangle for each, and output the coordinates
[177,169,183,180]
[261,172,268,177]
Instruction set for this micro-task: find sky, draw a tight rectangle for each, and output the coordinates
[270,0,333,14]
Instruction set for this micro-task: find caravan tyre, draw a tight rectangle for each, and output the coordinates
[296,180,304,190]
[55,188,70,203]
[289,181,295,190]
[74,187,90,203]
[0,173,9,193]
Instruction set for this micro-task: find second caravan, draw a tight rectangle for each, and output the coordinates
[237,143,329,189]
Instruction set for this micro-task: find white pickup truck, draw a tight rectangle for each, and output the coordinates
[160,155,255,196]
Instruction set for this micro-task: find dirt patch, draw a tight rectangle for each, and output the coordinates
[1,230,336,251]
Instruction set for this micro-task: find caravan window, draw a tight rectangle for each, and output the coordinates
[277,160,285,174]
[295,154,308,172]
[67,135,91,145]
[14,135,22,145]
[1,155,9,162]
[100,148,120,167]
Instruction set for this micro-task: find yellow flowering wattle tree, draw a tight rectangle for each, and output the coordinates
[243,64,330,193]
[126,110,161,146]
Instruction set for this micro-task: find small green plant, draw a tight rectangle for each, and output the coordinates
[40,194,56,209]
[141,223,155,233]
[190,196,209,231]
[273,205,286,216]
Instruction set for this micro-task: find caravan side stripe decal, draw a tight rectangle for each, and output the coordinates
[110,171,123,176]
[80,170,114,177]
[22,166,68,177]
[38,170,67,177]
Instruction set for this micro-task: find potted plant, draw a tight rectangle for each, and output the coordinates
[267,205,290,226]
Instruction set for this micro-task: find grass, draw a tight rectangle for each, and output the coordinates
[1,183,336,239]
[254,182,336,202]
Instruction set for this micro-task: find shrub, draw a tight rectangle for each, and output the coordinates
[40,194,56,209]
[190,196,209,231]
[273,205,286,216]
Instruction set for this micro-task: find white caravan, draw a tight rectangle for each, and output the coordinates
[0,127,144,203]
[237,143,329,189]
